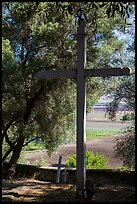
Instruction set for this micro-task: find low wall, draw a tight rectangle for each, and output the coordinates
[2,163,135,187]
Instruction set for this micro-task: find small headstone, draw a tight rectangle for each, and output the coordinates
[62,168,69,183]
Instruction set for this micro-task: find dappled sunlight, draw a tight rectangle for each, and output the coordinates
[2,178,135,202]
[2,179,77,202]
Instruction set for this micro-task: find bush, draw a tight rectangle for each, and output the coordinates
[122,113,135,121]
[67,150,108,169]
[116,165,128,171]
[114,125,135,170]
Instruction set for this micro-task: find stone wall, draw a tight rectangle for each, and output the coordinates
[2,162,135,187]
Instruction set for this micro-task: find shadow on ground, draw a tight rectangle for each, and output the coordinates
[2,178,135,202]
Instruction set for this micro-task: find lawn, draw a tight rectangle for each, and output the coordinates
[86,127,122,140]
[24,128,122,151]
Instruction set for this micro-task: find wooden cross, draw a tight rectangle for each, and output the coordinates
[52,155,63,183]
[36,18,131,198]
[52,155,68,183]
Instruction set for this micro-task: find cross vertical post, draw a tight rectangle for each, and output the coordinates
[55,155,62,184]
[36,12,131,201]
[76,20,87,198]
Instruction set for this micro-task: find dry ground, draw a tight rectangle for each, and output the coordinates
[23,110,131,168]
[24,134,126,169]
[2,178,135,202]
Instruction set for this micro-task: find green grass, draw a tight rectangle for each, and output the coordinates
[24,142,45,151]
[86,128,122,140]
[24,128,122,151]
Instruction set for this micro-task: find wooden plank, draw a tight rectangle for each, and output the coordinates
[121,67,131,75]
[84,67,131,78]
[36,70,76,79]
[36,16,131,200]
[36,67,131,79]
[55,156,62,184]
[76,22,87,197]
[52,164,67,167]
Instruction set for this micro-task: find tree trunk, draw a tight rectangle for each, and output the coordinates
[6,134,25,180]
[4,84,45,179]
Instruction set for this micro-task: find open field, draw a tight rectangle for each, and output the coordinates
[19,110,132,169]
[86,109,131,129]
[22,134,126,169]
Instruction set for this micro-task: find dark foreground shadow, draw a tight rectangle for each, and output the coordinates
[2,178,135,202]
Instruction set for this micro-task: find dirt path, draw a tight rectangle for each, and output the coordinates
[24,134,126,169]
[2,178,135,202]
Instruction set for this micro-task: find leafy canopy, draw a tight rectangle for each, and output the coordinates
[2,2,134,162]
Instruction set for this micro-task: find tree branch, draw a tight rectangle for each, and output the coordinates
[2,119,16,142]
[2,138,19,162]
[24,85,44,124]
[23,136,42,147]
[4,131,15,149]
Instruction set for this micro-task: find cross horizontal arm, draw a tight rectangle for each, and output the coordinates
[84,67,131,78]
[36,70,76,79]
[52,164,67,167]
[36,67,131,79]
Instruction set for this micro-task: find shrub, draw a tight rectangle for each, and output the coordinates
[116,165,128,171]
[122,112,135,121]
[114,125,135,170]
[67,150,108,169]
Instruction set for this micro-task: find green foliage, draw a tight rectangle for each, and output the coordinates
[116,165,128,171]
[122,112,135,121]
[25,141,45,151]
[104,74,135,170]
[2,38,16,67]
[67,150,108,169]
[2,2,134,168]
[105,74,135,121]
[86,128,121,140]
[114,125,135,170]
[67,154,77,168]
